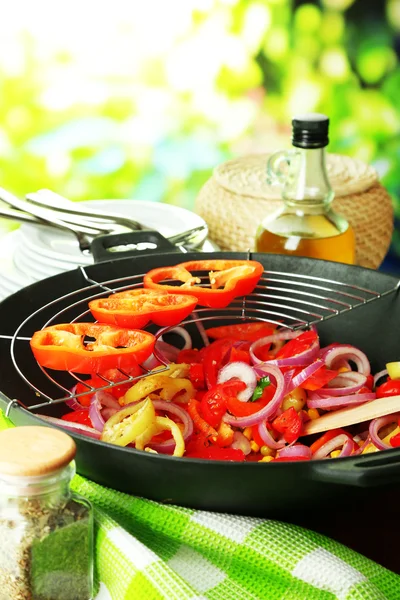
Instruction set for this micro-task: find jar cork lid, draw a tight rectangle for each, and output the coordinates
[0,426,76,477]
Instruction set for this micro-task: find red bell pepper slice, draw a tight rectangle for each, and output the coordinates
[143,259,264,308]
[272,407,302,444]
[276,330,318,360]
[30,323,155,374]
[205,322,275,342]
[89,288,197,329]
[62,409,93,427]
[376,379,400,399]
[299,366,339,391]
[200,380,246,428]
[226,383,277,418]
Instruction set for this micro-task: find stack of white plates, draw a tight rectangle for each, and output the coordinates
[0,200,216,301]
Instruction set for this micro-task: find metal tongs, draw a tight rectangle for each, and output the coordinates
[0,188,208,254]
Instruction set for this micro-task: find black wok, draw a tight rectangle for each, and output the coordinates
[0,250,400,518]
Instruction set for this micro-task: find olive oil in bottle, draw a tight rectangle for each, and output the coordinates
[255,114,356,264]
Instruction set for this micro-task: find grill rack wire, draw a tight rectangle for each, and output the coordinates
[5,261,400,413]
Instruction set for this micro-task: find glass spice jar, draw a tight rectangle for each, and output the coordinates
[0,426,93,600]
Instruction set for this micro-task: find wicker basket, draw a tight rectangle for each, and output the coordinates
[195,153,394,269]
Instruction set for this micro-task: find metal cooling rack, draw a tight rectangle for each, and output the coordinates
[5,263,400,413]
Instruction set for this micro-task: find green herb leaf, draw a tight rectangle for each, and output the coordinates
[250,376,270,401]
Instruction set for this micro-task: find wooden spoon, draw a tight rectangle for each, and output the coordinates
[303,395,400,436]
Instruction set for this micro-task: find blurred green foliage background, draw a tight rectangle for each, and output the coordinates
[0,0,399,259]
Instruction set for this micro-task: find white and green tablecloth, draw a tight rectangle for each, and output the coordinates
[1,410,399,600]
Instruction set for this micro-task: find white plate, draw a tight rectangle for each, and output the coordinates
[0,231,35,300]
[19,199,210,265]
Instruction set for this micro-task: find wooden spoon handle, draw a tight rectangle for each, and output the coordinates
[302,395,400,436]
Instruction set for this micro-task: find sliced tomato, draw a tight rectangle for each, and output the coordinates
[61,409,93,427]
[250,425,266,448]
[202,338,234,389]
[365,374,374,390]
[189,363,205,390]
[89,288,197,329]
[376,379,400,399]
[390,432,400,448]
[228,347,251,364]
[272,407,302,444]
[177,348,204,364]
[276,330,318,360]
[226,384,276,418]
[200,380,246,428]
[30,323,155,374]
[185,434,245,461]
[272,456,310,462]
[309,428,353,455]
[205,322,275,342]
[300,366,339,391]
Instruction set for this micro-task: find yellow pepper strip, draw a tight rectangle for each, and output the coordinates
[386,362,400,380]
[362,425,400,454]
[153,416,185,457]
[101,399,155,446]
[120,374,195,405]
[135,422,163,451]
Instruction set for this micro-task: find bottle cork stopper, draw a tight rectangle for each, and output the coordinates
[0,426,76,477]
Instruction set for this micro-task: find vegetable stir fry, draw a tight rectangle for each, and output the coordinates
[29,259,400,462]
[40,321,400,462]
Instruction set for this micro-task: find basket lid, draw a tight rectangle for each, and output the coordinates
[214,153,378,200]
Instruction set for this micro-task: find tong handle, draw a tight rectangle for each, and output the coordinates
[90,230,181,262]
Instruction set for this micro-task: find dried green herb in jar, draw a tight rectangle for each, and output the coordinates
[0,426,94,600]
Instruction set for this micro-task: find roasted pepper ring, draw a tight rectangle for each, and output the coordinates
[143,259,264,308]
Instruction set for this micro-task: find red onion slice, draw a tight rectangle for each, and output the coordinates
[148,400,193,453]
[255,337,320,369]
[38,415,101,439]
[373,369,388,388]
[230,431,251,455]
[223,365,285,427]
[307,392,375,411]
[369,413,400,450]
[96,391,121,410]
[312,434,355,459]
[324,372,367,396]
[159,327,192,350]
[352,435,372,456]
[324,345,370,376]
[249,330,302,364]
[217,361,257,402]
[277,444,312,460]
[286,360,325,394]
[66,397,86,411]
[257,421,286,450]
[89,394,106,432]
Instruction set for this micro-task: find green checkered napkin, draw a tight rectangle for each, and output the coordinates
[1,411,399,600]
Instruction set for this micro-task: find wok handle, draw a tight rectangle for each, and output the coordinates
[312,451,400,487]
[90,230,181,263]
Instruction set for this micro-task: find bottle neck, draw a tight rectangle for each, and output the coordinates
[282,147,334,212]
